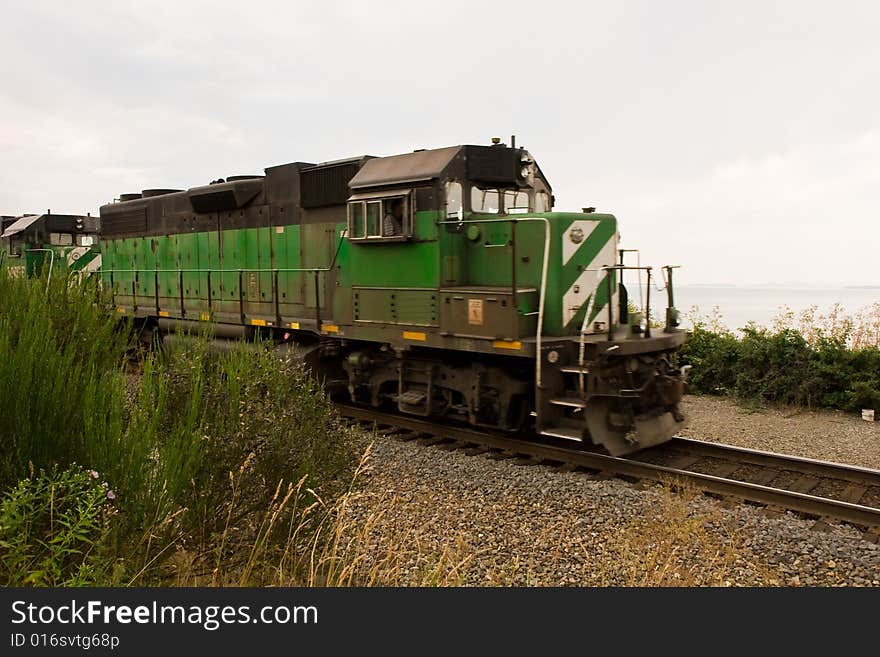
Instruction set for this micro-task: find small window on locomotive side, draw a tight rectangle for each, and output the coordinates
[348,201,365,238]
[50,232,73,246]
[366,201,382,237]
[78,235,95,247]
[471,187,500,214]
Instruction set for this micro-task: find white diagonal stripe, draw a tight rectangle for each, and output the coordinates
[561,219,600,267]
[562,236,617,328]
[67,246,90,265]
[83,254,102,272]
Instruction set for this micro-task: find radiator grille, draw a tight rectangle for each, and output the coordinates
[301,161,360,208]
[101,206,147,237]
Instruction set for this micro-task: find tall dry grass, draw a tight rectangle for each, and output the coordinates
[157,446,473,587]
[600,484,780,586]
[181,464,783,587]
[771,302,880,350]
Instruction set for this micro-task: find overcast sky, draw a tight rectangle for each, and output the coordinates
[1,1,878,286]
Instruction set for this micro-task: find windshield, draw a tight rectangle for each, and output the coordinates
[504,190,531,214]
[471,187,500,214]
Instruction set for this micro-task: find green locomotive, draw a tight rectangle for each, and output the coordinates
[100,140,686,455]
[1,212,101,277]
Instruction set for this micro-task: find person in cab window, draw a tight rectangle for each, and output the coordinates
[383,199,404,237]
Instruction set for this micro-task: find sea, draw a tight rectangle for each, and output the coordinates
[640,286,880,332]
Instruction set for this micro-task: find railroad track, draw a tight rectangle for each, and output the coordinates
[336,404,880,539]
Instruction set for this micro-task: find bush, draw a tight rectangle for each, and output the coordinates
[679,321,880,412]
[0,268,130,489]
[677,324,740,395]
[0,465,116,586]
[139,341,360,559]
[0,269,360,585]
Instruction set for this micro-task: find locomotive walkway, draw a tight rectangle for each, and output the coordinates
[336,404,880,539]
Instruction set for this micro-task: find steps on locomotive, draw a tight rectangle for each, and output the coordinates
[539,392,590,442]
[398,390,427,405]
[549,396,587,409]
[538,351,591,442]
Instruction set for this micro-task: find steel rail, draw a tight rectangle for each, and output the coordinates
[662,436,880,487]
[336,404,880,529]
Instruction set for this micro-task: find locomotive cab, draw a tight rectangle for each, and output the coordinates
[1,213,101,277]
[338,141,687,454]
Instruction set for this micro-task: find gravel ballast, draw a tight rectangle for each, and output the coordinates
[344,395,880,586]
[679,395,880,469]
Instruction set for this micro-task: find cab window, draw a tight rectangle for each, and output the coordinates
[504,190,531,214]
[366,201,382,237]
[349,202,365,238]
[535,191,550,213]
[348,194,410,241]
[77,235,95,247]
[471,187,499,214]
[50,232,73,246]
[446,181,462,219]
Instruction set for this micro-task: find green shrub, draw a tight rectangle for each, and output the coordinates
[0,269,130,489]
[0,465,116,586]
[848,382,880,412]
[680,322,880,412]
[0,270,360,585]
[136,341,359,552]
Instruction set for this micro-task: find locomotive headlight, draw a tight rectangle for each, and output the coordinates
[547,350,559,363]
[626,357,640,373]
[518,156,535,183]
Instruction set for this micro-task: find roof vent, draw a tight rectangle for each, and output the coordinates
[119,193,142,202]
[226,175,263,182]
[142,189,182,198]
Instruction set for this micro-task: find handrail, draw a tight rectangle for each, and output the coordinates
[104,267,335,328]
[576,268,605,394]
[603,264,661,338]
[99,267,331,273]
[618,248,643,310]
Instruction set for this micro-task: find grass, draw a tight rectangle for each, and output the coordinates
[0,267,360,586]
[160,463,780,587]
[0,269,129,487]
[604,484,780,586]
